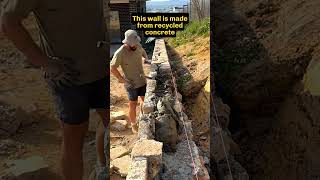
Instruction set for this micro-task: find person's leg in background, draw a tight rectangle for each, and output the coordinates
[126,87,139,133]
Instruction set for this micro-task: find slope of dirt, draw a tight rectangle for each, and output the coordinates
[167,36,210,161]
[214,0,320,179]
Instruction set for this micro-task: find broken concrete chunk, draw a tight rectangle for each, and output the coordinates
[131,140,163,179]
[111,111,127,121]
[1,156,49,180]
[138,115,155,140]
[127,157,148,180]
[111,155,131,177]
[0,104,22,137]
[110,120,128,131]
[110,146,130,160]
[146,79,157,93]
[155,114,178,152]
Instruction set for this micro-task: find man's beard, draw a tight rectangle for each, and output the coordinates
[130,47,137,51]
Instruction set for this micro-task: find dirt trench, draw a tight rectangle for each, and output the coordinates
[214,0,320,179]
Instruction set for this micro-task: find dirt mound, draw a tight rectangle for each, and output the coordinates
[214,0,320,179]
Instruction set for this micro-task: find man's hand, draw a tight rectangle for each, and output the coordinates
[118,77,126,83]
[43,57,79,88]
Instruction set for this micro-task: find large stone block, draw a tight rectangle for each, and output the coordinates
[146,80,157,93]
[1,156,49,180]
[138,115,155,140]
[131,140,163,179]
[126,157,148,180]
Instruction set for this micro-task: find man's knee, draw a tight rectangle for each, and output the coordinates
[62,122,88,153]
[129,101,138,107]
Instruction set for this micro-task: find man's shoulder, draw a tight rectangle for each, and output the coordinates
[114,45,126,56]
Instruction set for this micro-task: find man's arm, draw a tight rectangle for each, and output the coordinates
[110,65,125,83]
[142,48,148,60]
[0,14,49,68]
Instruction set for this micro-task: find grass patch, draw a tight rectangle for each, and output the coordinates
[168,18,210,47]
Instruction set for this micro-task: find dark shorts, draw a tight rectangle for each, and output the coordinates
[125,84,147,101]
[50,77,109,125]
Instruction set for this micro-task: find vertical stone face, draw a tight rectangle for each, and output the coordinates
[127,157,149,180]
[138,115,155,140]
[131,140,163,179]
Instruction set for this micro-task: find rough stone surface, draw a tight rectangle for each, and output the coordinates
[131,140,163,158]
[110,120,128,132]
[111,111,127,121]
[110,146,129,160]
[155,114,178,152]
[127,157,148,180]
[111,155,131,177]
[1,156,49,180]
[0,105,22,137]
[88,110,101,132]
[131,140,163,179]
[138,115,155,140]
[0,139,23,156]
[146,79,157,93]
[161,140,204,180]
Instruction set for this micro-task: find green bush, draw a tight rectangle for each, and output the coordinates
[169,18,210,47]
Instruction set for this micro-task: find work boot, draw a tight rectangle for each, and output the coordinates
[131,123,138,133]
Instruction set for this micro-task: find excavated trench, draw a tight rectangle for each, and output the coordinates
[214,0,320,179]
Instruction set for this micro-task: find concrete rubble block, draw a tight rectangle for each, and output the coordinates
[155,114,178,152]
[149,71,157,79]
[146,79,157,93]
[111,111,127,121]
[138,115,155,140]
[131,140,163,179]
[178,120,193,141]
[110,120,128,132]
[110,146,130,160]
[1,156,49,180]
[159,64,171,74]
[126,157,148,180]
[111,155,131,177]
[142,93,156,114]
[173,101,183,113]
[0,104,22,137]
[150,64,158,73]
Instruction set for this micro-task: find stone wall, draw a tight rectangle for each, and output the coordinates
[126,39,209,180]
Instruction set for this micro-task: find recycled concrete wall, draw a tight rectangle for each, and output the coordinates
[126,39,209,180]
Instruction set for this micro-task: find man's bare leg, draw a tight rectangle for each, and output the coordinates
[129,101,138,124]
[96,109,108,167]
[139,96,145,114]
[61,121,88,180]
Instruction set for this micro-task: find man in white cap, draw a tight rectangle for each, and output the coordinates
[110,30,148,133]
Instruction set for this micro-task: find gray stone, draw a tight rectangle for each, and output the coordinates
[138,115,155,140]
[127,157,148,180]
[1,156,49,180]
[0,105,22,137]
[111,111,127,121]
[111,155,131,177]
[146,79,157,93]
[110,146,129,160]
[110,120,128,132]
[131,140,163,179]
[155,114,178,152]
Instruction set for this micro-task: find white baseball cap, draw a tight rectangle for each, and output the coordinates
[122,30,141,46]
